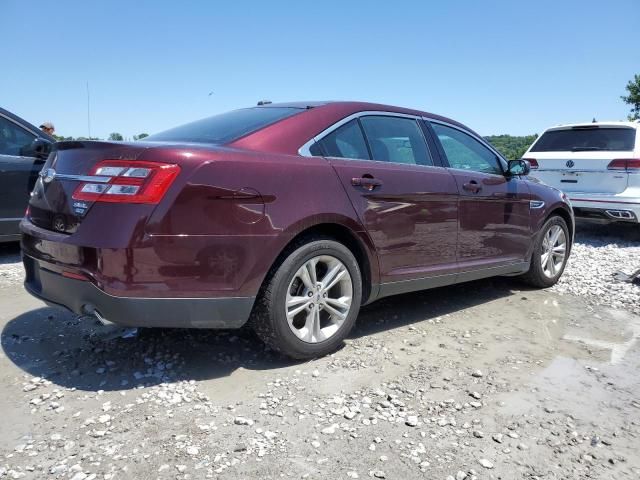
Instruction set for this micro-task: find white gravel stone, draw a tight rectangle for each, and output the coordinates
[478,458,494,469]
[234,416,254,426]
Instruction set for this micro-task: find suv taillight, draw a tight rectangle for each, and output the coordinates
[522,158,539,169]
[607,159,640,171]
[72,160,180,204]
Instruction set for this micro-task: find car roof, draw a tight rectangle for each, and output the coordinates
[0,106,56,141]
[231,101,481,155]
[262,100,477,135]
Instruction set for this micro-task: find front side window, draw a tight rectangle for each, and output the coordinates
[530,127,636,152]
[360,116,432,166]
[0,116,36,156]
[432,123,502,175]
[317,119,370,160]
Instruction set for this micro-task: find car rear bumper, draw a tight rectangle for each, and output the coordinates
[568,194,640,223]
[23,254,255,329]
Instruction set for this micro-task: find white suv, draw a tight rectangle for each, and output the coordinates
[523,121,640,224]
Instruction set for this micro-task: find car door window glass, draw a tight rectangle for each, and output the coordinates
[432,123,502,175]
[317,119,370,160]
[0,116,36,157]
[360,116,433,166]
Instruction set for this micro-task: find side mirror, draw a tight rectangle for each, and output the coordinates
[507,159,531,176]
[21,137,53,159]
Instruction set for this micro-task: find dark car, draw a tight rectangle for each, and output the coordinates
[21,101,573,359]
[0,107,54,242]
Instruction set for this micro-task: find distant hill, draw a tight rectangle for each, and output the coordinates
[484,134,538,160]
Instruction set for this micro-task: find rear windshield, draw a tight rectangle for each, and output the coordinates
[530,127,636,152]
[145,107,301,144]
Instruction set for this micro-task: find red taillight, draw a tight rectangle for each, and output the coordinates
[522,158,539,169]
[72,160,180,204]
[607,159,640,171]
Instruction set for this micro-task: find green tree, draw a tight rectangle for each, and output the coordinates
[621,74,640,121]
[133,133,149,140]
[108,132,124,141]
[484,134,538,160]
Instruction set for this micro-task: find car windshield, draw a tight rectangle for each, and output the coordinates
[145,107,302,144]
[530,127,636,152]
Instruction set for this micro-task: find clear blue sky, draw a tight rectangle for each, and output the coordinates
[2,0,638,139]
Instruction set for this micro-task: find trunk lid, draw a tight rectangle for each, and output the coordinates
[526,151,630,194]
[525,125,637,194]
[28,141,151,234]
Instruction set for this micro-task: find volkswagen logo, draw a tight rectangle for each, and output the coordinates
[565,160,575,168]
[40,168,57,184]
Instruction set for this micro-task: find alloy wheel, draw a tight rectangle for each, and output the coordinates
[541,225,567,278]
[285,255,353,343]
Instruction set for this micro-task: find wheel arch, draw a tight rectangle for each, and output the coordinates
[260,221,379,305]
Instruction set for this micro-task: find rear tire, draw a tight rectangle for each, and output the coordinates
[250,237,362,359]
[520,215,570,288]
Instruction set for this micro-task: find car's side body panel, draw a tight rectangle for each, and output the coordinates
[329,158,459,283]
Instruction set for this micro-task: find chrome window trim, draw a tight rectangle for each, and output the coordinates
[426,118,509,173]
[298,110,426,157]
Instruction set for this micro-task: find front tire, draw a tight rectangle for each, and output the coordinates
[520,215,570,288]
[251,238,362,359]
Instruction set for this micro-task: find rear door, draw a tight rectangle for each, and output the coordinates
[524,126,637,194]
[429,121,531,270]
[0,114,41,238]
[313,114,459,285]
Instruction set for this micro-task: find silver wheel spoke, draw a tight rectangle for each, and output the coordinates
[305,259,317,285]
[540,224,567,279]
[298,265,314,291]
[285,255,353,344]
[322,266,347,291]
[287,295,310,307]
[323,303,347,322]
[287,301,311,320]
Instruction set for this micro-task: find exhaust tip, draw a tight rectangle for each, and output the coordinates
[605,209,636,220]
[82,304,114,326]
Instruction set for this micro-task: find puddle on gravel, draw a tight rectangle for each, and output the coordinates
[561,311,640,365]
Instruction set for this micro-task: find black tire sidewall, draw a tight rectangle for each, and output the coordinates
[266,240,362,358]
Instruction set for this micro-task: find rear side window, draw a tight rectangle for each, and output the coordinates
[531,127,636,152]
[359,116,433,166]
[145,107,301,144]
[317,120,370,160]
[432,123,502,175]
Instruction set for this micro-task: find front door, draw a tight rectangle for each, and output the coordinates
[314,115,459,286]
[430,122,531,271]
[0,115,40,238]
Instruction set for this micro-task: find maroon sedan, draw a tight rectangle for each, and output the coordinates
[21,101,573,359]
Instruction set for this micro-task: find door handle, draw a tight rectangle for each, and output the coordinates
[462,180,482,193]
[351,176,383,191]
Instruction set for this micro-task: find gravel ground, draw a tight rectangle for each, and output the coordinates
[552,222,640,316]
[0,221,638,480]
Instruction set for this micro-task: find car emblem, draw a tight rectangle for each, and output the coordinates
[53,216,66,232]
[40,168,57,183]
[566,160,575,168]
